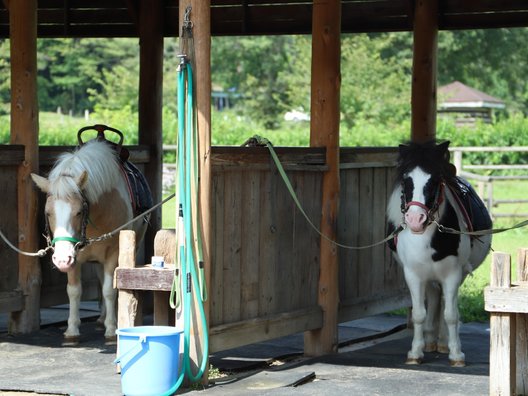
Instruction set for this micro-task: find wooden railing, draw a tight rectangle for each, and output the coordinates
[451,146,528,219]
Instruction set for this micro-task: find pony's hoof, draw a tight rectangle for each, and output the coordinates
[95,321,105,331]
[405,357,422,365]
[450,359,466,367]
[62,336,80,346]
[437,344,449,354]
[105,335,117,346]
[424,343,437,353]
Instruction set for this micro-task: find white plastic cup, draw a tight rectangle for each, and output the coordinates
[151,256,164,268]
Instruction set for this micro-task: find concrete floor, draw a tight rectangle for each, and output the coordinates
[0,306,490,396]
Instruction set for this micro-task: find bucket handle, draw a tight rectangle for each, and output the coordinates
[114,334,147,365]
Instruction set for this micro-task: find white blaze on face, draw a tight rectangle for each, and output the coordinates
[404,167,430,234]
[51,199,77,272]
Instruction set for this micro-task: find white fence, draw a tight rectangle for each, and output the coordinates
[451,146,528,219]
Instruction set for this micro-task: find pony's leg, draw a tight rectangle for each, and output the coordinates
[437,297,449,354]
[102,267,118,343]
[424,282,441,352]
[442,274,465,366]
[94,264,106,329]
[64,265,82,345]
[404,271,427,364]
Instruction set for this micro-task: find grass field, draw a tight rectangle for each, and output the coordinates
[161,179,528,324]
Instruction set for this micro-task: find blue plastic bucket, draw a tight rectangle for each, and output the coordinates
[115,326,182,396]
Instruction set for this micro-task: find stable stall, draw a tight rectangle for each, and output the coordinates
[1,1,528,390]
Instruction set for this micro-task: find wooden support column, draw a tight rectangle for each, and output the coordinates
[305,0,341,356]
[411,0,438,143]
[179,0,212,383]
[138,0,164,261]
[8,0,41,333]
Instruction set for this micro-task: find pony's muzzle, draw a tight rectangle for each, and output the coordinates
[52,242,76,272]
[405,209,428,234]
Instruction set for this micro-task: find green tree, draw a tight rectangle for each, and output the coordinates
[211,35,295,129]
[438,28,528,115]
[38,38,139,115]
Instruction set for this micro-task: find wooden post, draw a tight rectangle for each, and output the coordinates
[411,0,438,143]
[138,0,164,261]
[115,230,140,374]
[305,0,341,356]
[453,150,462,175]
[179,0,211,383]
[8,0,41,334]
[117,230,141,329]
[153,229,177,325]
[517,248,528,395]
[489,252,516,396]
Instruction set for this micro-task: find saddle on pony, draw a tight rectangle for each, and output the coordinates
[78,124,153,217]
[448,176,492,235]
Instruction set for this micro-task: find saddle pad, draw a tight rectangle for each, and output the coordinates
[121,161,153,216]
[451,177,492,232]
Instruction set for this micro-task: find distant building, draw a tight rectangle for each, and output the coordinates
[438,81,505,126]
[212,84,240,111]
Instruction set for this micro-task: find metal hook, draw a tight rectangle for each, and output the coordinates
[183,6,193,28]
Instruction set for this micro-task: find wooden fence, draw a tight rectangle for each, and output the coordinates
[451,146,528,219]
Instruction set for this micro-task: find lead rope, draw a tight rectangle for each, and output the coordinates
[247,135,404,249]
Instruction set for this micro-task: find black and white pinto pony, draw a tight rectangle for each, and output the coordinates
[31,139,151,345]
[387,141,491,366]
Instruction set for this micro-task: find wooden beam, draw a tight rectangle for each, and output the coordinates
[115,266,175,291]
[305,0,341,356]
[8,0,41,334]
[210,306,323,353]
[138,0,164,262]
[411,0,438,143]
[179,0,212,384]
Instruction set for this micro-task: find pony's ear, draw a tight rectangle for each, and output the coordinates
[437,140,450,153]
[76,171,88,189]
[437,140,451,162]
[398,143,410,155]
[31,173,50,193]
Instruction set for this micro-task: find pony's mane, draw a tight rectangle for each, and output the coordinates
[396,140,455,183]
[47,140,123,203]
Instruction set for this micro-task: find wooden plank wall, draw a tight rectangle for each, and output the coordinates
[0,146,24,312]
[208,146,409,351]
[210,148,323,328]
[338,148,409,319]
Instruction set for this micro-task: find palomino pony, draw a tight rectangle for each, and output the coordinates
[31,138,151,344]
[386,141,491,366]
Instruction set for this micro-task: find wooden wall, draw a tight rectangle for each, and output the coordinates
[208,146,409,352]
[0,146,24,313]
[209,146,324,350]
[338,148,409,320]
